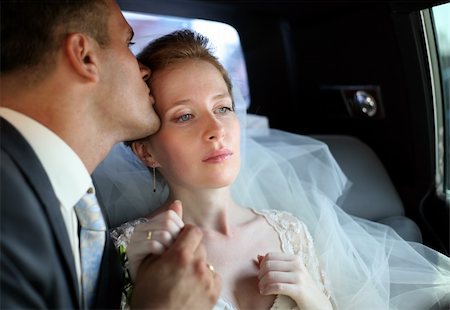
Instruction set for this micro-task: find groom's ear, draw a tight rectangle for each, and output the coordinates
[131,141,161,168]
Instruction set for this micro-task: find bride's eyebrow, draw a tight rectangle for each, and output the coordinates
[212,93,231,101]
[161,94,231,116]
[161,101,191,116]
[172,99,191,105]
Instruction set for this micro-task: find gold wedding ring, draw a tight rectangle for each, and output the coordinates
[207,263,215,274]
[146,231,152,240]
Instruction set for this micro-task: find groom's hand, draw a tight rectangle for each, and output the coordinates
[131,224,221,310]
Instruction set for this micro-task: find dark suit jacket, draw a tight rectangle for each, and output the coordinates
[0,118,123,309]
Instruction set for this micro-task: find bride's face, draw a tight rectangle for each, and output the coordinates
[144,59,241,190]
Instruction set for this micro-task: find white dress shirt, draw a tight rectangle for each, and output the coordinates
[0,107,91,291]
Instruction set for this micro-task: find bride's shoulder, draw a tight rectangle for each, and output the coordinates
[252,209,309,233]
[253,208,313,255]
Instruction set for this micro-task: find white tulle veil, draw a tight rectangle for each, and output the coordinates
[94,82,450,309]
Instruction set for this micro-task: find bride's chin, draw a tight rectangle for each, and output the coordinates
[202,177,237,190]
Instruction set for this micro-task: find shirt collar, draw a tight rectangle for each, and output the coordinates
[0,108,92,208]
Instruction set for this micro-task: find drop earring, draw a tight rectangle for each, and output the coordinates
[152,167,156,192]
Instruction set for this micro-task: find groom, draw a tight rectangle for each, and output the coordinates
[0,0,220,309]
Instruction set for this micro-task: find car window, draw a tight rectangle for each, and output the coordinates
[431,3,450,202]
[421,2,450,202]
[123,11,250,113]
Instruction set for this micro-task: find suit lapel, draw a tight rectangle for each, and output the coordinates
[92,233,124,309]
[92,184,123,308]
[0,118,81,307]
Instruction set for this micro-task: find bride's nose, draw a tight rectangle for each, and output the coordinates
[204,115,225,141]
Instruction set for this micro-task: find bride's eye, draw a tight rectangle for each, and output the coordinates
[176,114,193,122]
[216,106,233,114]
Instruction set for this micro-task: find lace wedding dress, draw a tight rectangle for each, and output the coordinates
[111,209,330,310]
[99,88,450,309]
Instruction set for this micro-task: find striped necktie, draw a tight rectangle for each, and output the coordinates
[74,189,106,308]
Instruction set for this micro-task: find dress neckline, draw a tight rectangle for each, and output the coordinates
[216,209,294,310]
[217,294,293,310]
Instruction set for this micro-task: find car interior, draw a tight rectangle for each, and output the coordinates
[94,0,450,259]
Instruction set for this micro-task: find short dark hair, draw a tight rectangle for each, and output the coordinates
[1,0,109,76]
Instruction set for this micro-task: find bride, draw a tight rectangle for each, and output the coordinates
[107,30,450,309]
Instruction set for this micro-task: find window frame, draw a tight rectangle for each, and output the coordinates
[420,7,449,203]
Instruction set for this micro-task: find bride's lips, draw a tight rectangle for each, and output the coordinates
[202,149,233,163]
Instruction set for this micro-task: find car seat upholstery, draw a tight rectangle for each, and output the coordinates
[313,135,422,243]
[93,132,422,243]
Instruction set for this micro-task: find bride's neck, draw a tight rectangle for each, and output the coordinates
[167,187,249,235]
